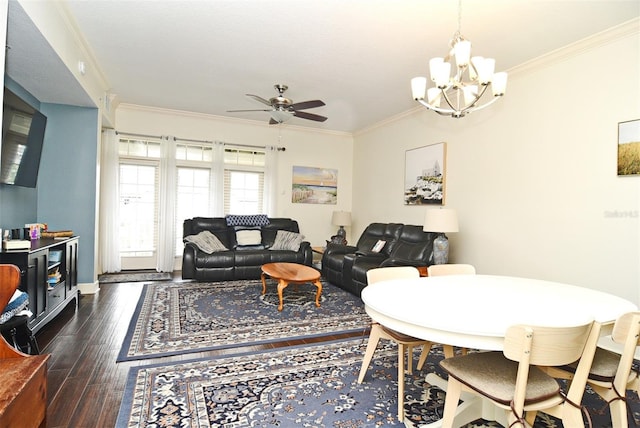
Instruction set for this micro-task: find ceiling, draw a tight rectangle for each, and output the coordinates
[5,0,640,134]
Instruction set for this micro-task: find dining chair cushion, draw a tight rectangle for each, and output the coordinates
[563,347,621,382]
[380,325,422,343]
[440,351,561,405]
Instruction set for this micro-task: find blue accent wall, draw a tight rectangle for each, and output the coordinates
[38,103,99,285]
[0,78,41,232]
[0,77,99,285]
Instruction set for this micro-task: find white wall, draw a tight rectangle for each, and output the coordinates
[353,21,640,304]
[115,105,354,247]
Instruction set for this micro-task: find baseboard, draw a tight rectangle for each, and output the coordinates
[78,280,100,295]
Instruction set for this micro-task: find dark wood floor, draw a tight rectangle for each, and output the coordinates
[37,277,362,427]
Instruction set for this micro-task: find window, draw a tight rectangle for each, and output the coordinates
[117,139,268,262]
[118,139,161,268]
[175,166,211,255]
[224,170,263,214]
[119,162,158,257]
[223,148,265,215]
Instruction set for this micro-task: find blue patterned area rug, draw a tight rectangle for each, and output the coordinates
[116,279,369,362]
[116,339,640,428]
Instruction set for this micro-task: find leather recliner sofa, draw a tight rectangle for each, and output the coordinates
[182,217,312,281]
[321,222,436,296]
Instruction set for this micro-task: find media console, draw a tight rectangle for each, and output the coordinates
[0,236,79,334]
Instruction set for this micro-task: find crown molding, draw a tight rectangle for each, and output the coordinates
[509,17,639,78]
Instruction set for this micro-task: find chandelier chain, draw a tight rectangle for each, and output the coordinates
[457,0,462,34]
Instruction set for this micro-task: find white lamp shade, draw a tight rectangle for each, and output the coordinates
[411,77,427,100]
[454,40,471,68]
[331,211,352,227]
[434,61,451,88]
[492,72,508,96]
[463,85,478,105]
[423,208,459,233]
[269,110,293,123]
[429,57,444,82]
[477,58,495,85]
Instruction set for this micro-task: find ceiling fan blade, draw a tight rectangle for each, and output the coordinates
[227,109,272,112]
[246,94,272,106]
[290,100,325,110]
[269,118,279,125]
[293,111,328,122]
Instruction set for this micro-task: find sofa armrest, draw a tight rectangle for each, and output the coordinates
[182,243,198,279]
[354,252,388,264]
[380,257,427,268]
[324,243,358,256]
[299,241,313,265]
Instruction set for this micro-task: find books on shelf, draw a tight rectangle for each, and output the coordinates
[48,268,61,286]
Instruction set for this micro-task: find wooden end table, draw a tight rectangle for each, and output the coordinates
[260,262,322,311]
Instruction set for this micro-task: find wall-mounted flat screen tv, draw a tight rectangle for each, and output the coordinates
[0,88,47,188]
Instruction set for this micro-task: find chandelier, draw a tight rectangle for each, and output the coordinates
[411,0,507,118]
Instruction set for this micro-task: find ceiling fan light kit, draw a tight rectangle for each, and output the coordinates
[228,84,327,125]
[411,0,507,118]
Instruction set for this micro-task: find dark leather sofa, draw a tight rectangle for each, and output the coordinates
[182,217,312,281]
[322,222,435,296]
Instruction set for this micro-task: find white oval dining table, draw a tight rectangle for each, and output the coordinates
[361,274,638,427]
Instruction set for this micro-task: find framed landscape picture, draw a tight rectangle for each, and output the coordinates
[404,142,446,205]
[618,119,640,176]
[291,166,338,204]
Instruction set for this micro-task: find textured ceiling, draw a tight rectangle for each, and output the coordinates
[6,0,640,133]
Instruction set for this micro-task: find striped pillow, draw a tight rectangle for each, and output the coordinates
[269,230,304,251]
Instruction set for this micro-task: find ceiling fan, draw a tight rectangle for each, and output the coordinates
[227,84,327,125]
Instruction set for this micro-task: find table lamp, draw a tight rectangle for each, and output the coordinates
[423,208,458,264]
[331,211,352,244]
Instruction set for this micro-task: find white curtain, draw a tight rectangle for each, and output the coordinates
[98,129,121,273]
[156,137,177,272]
[211,141,225,216]
[263,146,279,216]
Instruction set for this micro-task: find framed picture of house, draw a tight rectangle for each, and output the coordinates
[618,119,640,176]
[404,142,446,205]
[291,166,338,204]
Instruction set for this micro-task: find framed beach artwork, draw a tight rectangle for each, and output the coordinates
[618,119,640,176]
[404,142,447,205]
[292,166,338,204]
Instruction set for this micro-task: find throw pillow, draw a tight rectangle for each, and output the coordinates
[184,230,228,254]
[235,228,262,246]
[270,230,304,251]
[225,214,270,227]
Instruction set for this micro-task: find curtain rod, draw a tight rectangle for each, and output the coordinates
[113,131,285,151]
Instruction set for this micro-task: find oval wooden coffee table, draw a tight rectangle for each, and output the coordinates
[260,262,322,311]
